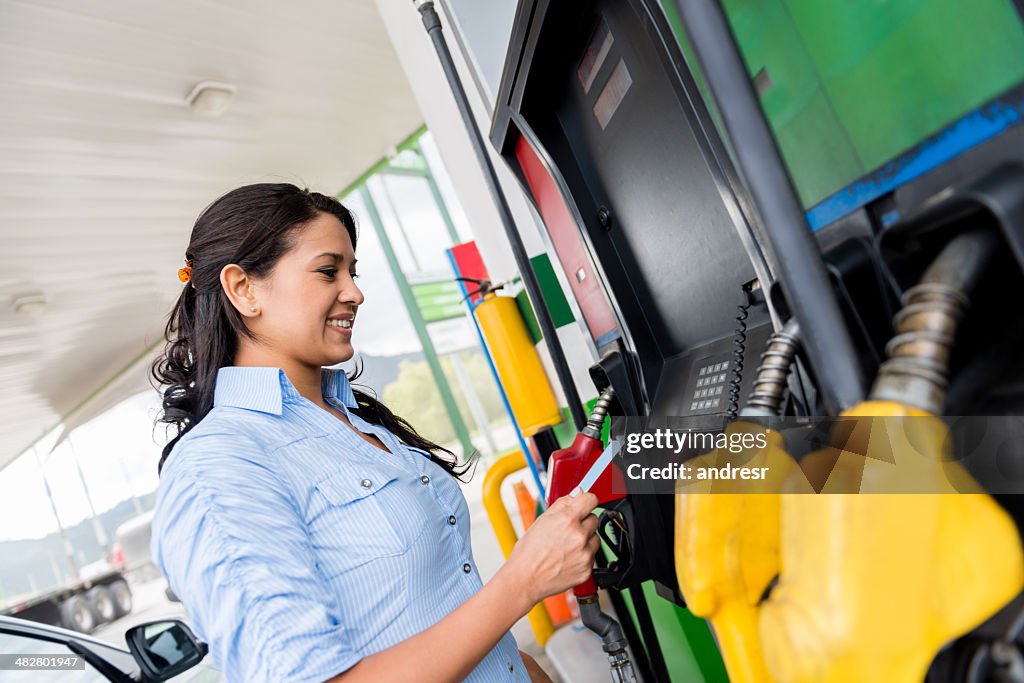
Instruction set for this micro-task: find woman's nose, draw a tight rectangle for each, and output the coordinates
[340,278,365,306]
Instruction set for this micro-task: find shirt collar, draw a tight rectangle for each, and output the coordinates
[213,366,358,415]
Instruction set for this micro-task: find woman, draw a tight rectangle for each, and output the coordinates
[150,183,600,683]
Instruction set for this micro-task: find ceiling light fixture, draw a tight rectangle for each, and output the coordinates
[185,81,236,117]
[12,293,47,316]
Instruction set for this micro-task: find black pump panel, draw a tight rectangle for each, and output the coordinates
[494,0,765,411]
[551,3,753,357]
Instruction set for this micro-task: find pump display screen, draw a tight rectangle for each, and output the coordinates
[717,0,1024,228]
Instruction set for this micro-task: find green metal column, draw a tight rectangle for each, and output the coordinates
[358,185,476,458]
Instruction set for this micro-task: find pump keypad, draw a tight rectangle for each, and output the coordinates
[690,359,730,413]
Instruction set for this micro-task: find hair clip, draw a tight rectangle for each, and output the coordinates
[178,260,193,283]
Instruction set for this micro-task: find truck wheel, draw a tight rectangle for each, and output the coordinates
[86,586,116,624]
[59,596,97,633]
[109,579,133,618]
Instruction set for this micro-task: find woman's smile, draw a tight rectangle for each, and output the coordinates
[327,314,355,336]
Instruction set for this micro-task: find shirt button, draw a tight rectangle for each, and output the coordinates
[508,662,514,673]
[462,563,471,574]
[448,515,456,525]
[360,479,372,489]
[420,475,430,485]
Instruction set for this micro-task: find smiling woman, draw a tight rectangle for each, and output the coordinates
[151,184,456,476]
[147,183,600,683]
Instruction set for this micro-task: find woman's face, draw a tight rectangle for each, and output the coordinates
[249,212,364,369]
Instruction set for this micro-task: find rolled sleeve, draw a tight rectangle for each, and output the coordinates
[152,432,360,683]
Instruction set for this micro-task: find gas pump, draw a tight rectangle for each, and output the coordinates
[420,0,1024,679]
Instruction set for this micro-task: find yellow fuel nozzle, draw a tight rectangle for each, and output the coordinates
[674,320,807,683]
[672,229,1022,682]
[674,422,811,683]
[755,229,1024,681]
[759,402,1024,683]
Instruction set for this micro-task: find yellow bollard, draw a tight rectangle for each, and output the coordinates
[482,450,555,647]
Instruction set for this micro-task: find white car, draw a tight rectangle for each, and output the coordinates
[0,614,221,682]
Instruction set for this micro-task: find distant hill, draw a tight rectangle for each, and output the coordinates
[0,494,156,604]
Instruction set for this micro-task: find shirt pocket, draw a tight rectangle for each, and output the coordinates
[308,463,430,576]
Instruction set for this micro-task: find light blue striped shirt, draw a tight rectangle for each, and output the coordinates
[152,366,527,683]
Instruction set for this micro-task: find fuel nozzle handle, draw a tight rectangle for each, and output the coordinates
[547,386,625,506]
[573,393,618,601]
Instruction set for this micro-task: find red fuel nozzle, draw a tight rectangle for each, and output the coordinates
[545,388,638,681]
[546,388,625,599]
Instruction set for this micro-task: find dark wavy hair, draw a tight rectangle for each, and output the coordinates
[152,183,464,477]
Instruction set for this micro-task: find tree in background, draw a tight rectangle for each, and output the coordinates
[382,351,509,448]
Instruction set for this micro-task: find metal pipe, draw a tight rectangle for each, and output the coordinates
[743,319,801,417]
[583,387,615,439]
[414,0,588,432]
[671,0,866,413]
[871,229,999,413]
[579,596,639,682]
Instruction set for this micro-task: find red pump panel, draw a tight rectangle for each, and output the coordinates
[514,135,617,344]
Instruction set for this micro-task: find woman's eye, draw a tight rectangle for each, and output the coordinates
[350,272,360,280]
[317,268,338,279]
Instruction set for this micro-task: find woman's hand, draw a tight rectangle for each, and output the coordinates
[327,490,599,683]
[520,650,554,683]
[499,489,600,608]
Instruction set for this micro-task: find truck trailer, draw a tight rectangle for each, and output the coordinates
[1,567,132,635]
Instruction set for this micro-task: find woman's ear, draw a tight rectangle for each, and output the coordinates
[220,264,260,318]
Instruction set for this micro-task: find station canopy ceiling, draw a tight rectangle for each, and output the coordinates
[0,0,424,470]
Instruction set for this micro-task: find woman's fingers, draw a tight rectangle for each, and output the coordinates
[503,488,606,601]
[560,490,599,519]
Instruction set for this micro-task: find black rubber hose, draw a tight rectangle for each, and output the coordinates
[414,1,588,431]
[599,553,655,682]
[919,229,1000,293]
[671,0,866,413]
[627,585,672,683]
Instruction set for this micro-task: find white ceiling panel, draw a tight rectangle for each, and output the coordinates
[0,0,424,469]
